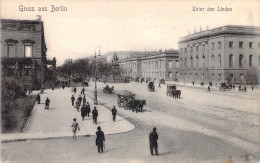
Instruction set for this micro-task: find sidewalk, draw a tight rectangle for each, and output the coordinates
[1,87,135,142]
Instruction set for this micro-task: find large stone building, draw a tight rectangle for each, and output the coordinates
[1,19,56,89]
[118,49,179,81]
[178,25,260,85]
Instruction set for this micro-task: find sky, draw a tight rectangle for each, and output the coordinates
[1,0,260,66]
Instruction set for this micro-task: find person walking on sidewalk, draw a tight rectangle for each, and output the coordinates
[71,95,75,106]
[73,87,77,94]
[251,85,254,92]
[71,118,80,140]
[78,95,82,106]
[92,107,98,124]
[207,85,210,92]
[36,93,41,104]
[96,126,105,153]
[45,97,50,110]
[81,104,87,120]
[81,87,85,95]
[158,83,161,88]
[111,106,117,122]
[149,127,159,156]
[76,100,80,112]
[82,95,86,106]
[86,102,91,117]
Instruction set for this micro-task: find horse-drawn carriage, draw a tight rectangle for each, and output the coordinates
[219,83,232,91]
[166,84,181,99]
[103,85,114,94]
[117,91,146,112]
[148,82,155,92]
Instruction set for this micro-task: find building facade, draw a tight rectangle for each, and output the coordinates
[1,19,56,89]
[178,25,260,85]
[118,50,179,81]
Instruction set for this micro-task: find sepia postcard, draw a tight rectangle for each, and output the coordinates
[1,0,260,162]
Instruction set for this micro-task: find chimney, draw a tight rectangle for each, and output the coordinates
[36,15,42,21]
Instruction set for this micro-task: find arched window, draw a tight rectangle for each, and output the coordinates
[239,54,244,67]
[212,55,215,67]
[249,55,253,67]
[229,54,234,67]
[180,58,183,68]
[168,72,172,78]
[202,55,206,67]
[184,58,187,67]
[196,55,199,67]
[190,57,193,68]
[218,54,221,67]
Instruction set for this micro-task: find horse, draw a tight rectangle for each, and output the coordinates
[170,90,181,99]
[129,100,146,113]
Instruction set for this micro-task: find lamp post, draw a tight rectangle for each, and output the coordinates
[68,59,72,87]
[94,47,101,105]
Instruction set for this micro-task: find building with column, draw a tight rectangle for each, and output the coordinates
[178,25,260,85]
[1,19,56,89]
[118,49,179,81]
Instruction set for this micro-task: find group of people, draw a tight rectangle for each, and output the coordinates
[36,93,50,110]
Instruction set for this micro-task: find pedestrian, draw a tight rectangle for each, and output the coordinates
[149,127,159,156]
[36,93,41,104]
[111,106,117,122]
[207,85,210,92]
[244,85,247,92]
[62,84,65,89]
[73,87,77,94]
[192,81,194,86]
[71,118,80,140]
[158,83,161,88]
[251,85,254,92]
[76,100,80,112]
[96,126,105,153]
[81,87,85,95]
[78,95,82,106]
[83,95,86,106]
[86,102,91,117]
[233,85,235,90]
[81,104,87,120]
[71,95,75,106]
[92,107,98,124]
[45,97,50,110]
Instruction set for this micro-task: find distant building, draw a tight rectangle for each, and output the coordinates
[178,25,260,85]
[0,19,56,89]
[118,49,179,81]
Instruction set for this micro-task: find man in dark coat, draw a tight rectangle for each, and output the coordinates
[81,104,87,120]
[86,102,91,117]
[78,95,82,106]
[92,107,98,124]
[82,96,86,106]
[73,87,77,94]
[71,95,75,106]
[149,127,159,156]
[96,126,105,153]
[111,106,117,122]
[81,87,85,95]
[36,93,41,104]
[45,97,50,110]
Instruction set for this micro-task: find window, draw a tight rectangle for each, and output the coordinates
[230,74,234,81]
[7,44,15,57]
[249,42,253,49]
[202,44,205,51]
[184,48,187,53]
[184,58,187,67]
[189,73,192,79]
[239,42,243,48]
[176,61,179,68]
[229,54,234,67]
[24,45,32,57]
[196,55,199,67]
[218,54,221,67]
[195,73,198,80]
[168,61,173,68]
[249,55,253,67]
[229,41,234,48]
[218,74,221,80]
[239,55,244,67]
[196,46,199,52]
[190,47,193,53]
[211,43,215,50]
[190,57,193,68]
[202,55,206,67]
[218,42,221,49]
[240,74,244,81]
[201,73,204,80]
[168,72,173,78]
[212,55,215,67]
[211,74,214,80]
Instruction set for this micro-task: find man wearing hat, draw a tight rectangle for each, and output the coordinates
[149,127,159,156]
[96,126,105,153]
[71,118,80,140]
[111,106,117,122]
[71,95,75,106]
[92,107,98,124]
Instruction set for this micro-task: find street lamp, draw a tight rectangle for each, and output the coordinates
[94,47,101,105]
[68,59,72,87]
